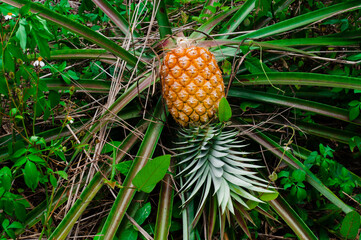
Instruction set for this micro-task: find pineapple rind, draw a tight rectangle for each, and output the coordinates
[161,46,225,127]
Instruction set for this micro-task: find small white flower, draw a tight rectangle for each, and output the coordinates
[33,57,45,67]
[283,146,291,151]
[4,13,15,21]
[66,116,74,124]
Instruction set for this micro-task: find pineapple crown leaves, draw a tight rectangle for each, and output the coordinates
[174,124,275,218]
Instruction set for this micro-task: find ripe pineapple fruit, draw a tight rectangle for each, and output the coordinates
[160,39,225,127]
[161,38,275,226]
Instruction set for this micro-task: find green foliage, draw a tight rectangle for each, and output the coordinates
[133,155,171,193]
[340,211,361,239]
[218,97,232,122]
[348,99,361,121]
[0,0,361,239]
[117,202,152,240]
[279,169,307,202]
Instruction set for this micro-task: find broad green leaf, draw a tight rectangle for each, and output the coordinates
[56,171,68,180]
[28,154,46,164]
[218,97,232,122]
[296,188,307,201]
[67,70,79,80]
[115,160,132,176]
[16,19,27,51]
[14,202,27,222]
[19,2,30,15]
[132,155,171,193]
[340,211,360,239]
[240,101,261,112]
[155,0,172,39]
[0,75,8,96]
[12,148,27,158]
[244,57,272,74]
[259,192,279,202]
[48,91,60,108]
[23,161,39,191]
[32,31,50,59]
[348,100,360,107]
[292,169,306,183]
[2,219,9,229]
[119,228,138,240]
[0,167,12,191]
[349,106,360,121]
[134,202,151,225]
[246,200,259,210]
[8,221,23,229]
[4,48,15,73]
[50,174,57,188]
[222,60,231,75]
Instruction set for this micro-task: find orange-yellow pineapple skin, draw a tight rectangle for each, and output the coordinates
[161,46,225,127]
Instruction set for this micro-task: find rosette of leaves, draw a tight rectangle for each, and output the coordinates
[175,123,274,223]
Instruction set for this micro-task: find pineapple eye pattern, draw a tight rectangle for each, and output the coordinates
[161,46,225,127]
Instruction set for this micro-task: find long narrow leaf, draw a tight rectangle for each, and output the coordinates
[269,196,318,240]
[265,37,361,47]
[49,121,148,240]
[155,0,172,39]
[233,1,361,41]
[228,88,361,125]
[100,99,166,240]
[232,72,361,90]
[92,0,139,37]
[154,172,174,240]
[217,0,256,39]
[189,6,241,39]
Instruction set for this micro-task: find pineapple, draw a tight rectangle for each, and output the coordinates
[160,38,225,127]
[161,38,274,227]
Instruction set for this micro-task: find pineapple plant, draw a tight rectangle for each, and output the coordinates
[1,0,361,239]
[160,37,275,227]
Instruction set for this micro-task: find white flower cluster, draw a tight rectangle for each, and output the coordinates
[33,57,45,67]
[4,13,15,20]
